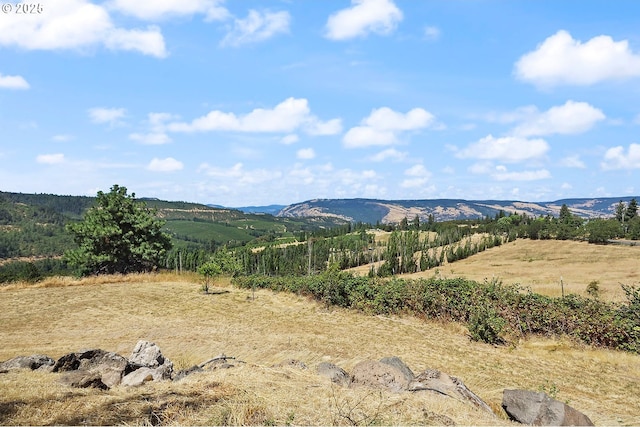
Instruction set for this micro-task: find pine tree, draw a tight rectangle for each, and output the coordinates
[64,185,172,275]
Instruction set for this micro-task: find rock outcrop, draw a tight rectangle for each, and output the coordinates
[0,354,55,372]
[502,389,594,426]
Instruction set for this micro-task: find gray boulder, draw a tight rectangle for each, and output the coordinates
[129,340,172,370]
[317,362,351,386]
[408,369,494,415]
[52,349,130,388]
[0,354,55,372]
[350,360,410,393]
[502,389,594,426]
[380,356,414,383]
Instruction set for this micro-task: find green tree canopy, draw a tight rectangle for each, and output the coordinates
[64,185,172,275]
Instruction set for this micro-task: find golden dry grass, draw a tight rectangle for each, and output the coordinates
[0,272,639,425]
[404,239,640,302]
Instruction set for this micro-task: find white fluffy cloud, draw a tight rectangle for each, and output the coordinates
[108,0,229,21]
[368,148,407,162]
[36,153,65,164]
[220,10,290,47]
[297,148,316,160]
[0,73,29,89]
[343,106,435,148]
[513,101,605,137]
[601,143,640,170]
[147,157,183,172]
[457,135,549,163]
[325,0,402,40]
[515,30,640,87]
[168,97,339,135]
[0,0,167,57]
[88,107,126,125]
[401,164,432,188]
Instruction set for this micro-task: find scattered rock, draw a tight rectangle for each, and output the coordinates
[121,367,165,387]
[317,362,351,386]
[350,360,410,393]
[272,359,308,370]
[408,369,494,415]
[502,389,594,426]
[380,356,414,383]
[0,355,55,372]
[59,370,108,390]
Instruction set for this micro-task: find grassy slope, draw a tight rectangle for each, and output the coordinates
[406,239,640,302]
[0,274,639,425]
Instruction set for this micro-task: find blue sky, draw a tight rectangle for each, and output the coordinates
[1,0,640,206]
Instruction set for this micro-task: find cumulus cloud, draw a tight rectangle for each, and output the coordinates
[36,153,65,164]
[108,0,230,21]
[515,30,640,87]
[456,135,549,163]
[88,107,126,125]
[343,126,397,148]
[168,97,339,136]
[0,73,29,89]
[601,143,640,170]
[400,164,432,188]
[325,0,402,40]
[368,148,407,162]
[129,112,176,144]
[343,106,435,148]
[512,101,605,137]
[297,148,316,160]
[221,9,290,47]
[147,157,183,172]
[0,0,167,57]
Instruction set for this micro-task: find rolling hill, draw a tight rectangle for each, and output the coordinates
[276,197,638,224]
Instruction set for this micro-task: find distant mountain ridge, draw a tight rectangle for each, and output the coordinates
[275,197,638,224]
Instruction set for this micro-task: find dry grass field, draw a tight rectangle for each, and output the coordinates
[0,271,639,425]
[405,239,640,303]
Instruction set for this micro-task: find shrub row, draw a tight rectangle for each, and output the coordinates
[232,270,640,353]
